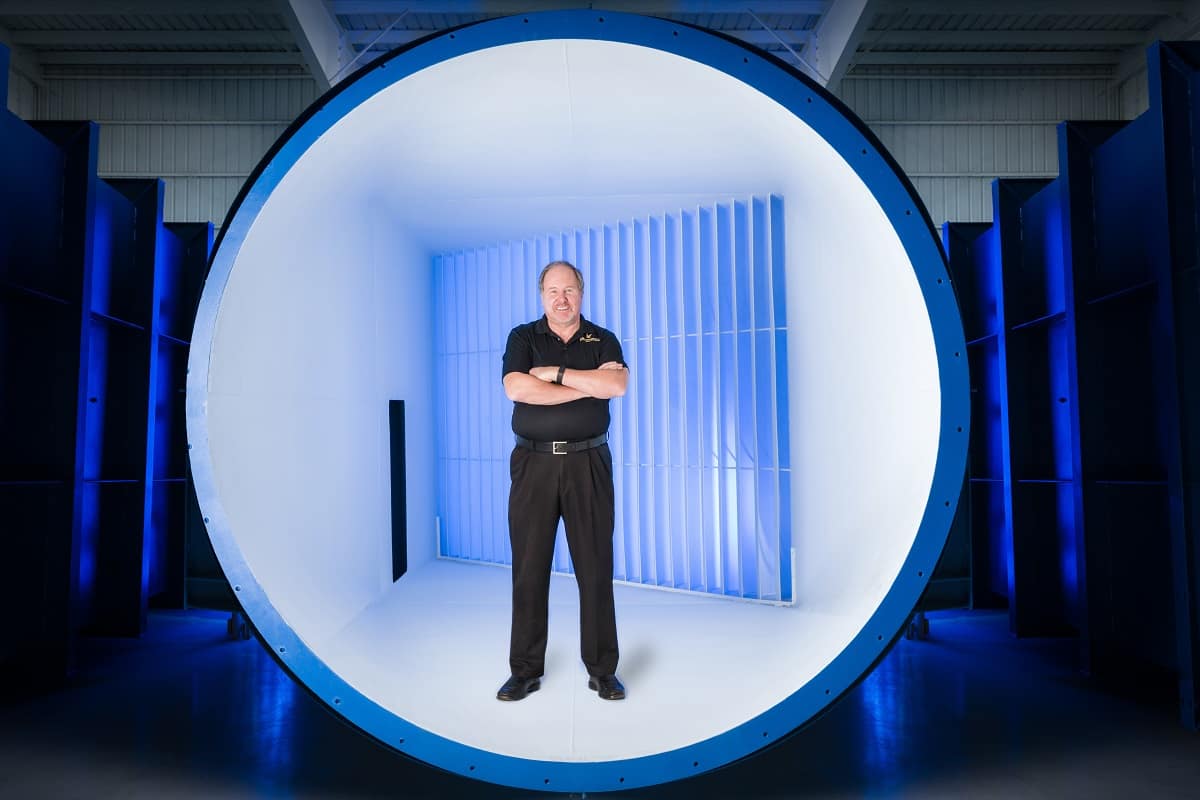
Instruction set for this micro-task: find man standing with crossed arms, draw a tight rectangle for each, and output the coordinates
[497,260,628,702]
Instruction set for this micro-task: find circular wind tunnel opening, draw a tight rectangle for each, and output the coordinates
[187,11,968,793]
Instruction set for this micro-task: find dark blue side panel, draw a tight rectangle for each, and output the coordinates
[1057,118,1126,681]
[1051,42,1200,731]
[1,116,99,682]
[0,45,8,108]
[997,179,1078,636]
[2,96,213,673]
[0,116,72,481]
[81,179,157,636]
[1147,41,1200,730]
[161,223,225,611]
[945,222,1006,609]
[1068,109,1176,672]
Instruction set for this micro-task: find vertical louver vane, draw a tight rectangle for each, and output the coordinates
[434,195,791,602]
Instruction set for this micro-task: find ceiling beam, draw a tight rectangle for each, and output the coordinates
[280,0,346,90]
[0,0,278,12]
[343,25,811,46]
[10,30,294,47]
[0,21,44,87]
[11,26,1144,53]
[877,0,1184,14]
[0,0,1177,20]
[809,0,874,92]
[344,29,429,47]
[853,50,1120,65]
[36,51,307,65]
[330,1,829,14]
[868,29,1149,47]
[1112,0,1200,87]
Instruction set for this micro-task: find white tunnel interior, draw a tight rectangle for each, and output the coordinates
[201,39,941,762]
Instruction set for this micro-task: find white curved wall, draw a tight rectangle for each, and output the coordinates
[201,39,939,758]
[207,189,436,647]
[784,182,940,661]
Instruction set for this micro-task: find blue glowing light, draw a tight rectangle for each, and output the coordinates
[433,197,792,601]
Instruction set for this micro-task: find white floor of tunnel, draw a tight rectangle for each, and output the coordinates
[318,558,854,763]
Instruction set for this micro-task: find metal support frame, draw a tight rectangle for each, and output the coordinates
[280,0,347,91]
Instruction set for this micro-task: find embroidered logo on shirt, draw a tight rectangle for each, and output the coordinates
[580,333,601,343]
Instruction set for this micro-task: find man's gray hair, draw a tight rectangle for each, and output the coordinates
[538,260,584,294]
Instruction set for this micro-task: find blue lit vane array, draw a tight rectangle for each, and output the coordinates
[434,196,792,601]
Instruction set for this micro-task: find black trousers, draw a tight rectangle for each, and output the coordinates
[508,443,619,679]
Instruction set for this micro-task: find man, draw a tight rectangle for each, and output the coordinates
[496,260,628,702]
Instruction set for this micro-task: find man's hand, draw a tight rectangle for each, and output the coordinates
[597,361,624,371]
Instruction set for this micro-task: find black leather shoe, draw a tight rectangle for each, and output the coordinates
[587,674,626,700]
[496,675,540,701]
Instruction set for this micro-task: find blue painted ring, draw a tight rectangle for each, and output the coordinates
[186,9,970,793]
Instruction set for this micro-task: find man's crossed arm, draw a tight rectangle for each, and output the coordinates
[503,362,628,406]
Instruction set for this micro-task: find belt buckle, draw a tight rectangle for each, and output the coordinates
[551,441,567,455]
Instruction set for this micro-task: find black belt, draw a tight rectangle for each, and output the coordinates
[515,433,608,455]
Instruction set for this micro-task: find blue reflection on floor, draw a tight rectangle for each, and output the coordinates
[1,609,1197,798]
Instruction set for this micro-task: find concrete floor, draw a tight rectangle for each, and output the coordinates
[1,609,1197,799]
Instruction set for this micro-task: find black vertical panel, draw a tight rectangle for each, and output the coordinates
[994,179,1064,638]
[81,180,153,637]
[163,223,212,340]
[1068,115,1170,678]
[390,400,407,582]
[944,222,1006,610]
[108,179,171,607]
[1058,51,1196,727]
[2,120,101,683]
[1057,119,1127,678]
[0,45,8,108]
[1149,41,1200,731]
[157,222,229,612]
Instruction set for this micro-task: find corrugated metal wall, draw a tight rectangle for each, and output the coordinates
[842,75,1124,225]
[5,67,38,120]
[1118,70,1151,120]
[31,71,318,231]
[10,67,1136,231]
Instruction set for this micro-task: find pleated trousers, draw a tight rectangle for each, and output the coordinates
[507,443,619,679]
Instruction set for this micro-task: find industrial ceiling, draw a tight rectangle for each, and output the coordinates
[1,1,1196,96]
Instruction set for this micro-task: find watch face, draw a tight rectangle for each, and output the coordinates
[188,10,966,793]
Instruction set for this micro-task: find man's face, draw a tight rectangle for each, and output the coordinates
[541,265,582,328]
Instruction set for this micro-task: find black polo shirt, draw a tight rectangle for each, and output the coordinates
[501,315,627,441]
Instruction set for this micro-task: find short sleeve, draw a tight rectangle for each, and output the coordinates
[599,330,627,370]
[501,327,532,379]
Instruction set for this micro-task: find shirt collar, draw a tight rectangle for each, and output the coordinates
[535,314,591,342]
